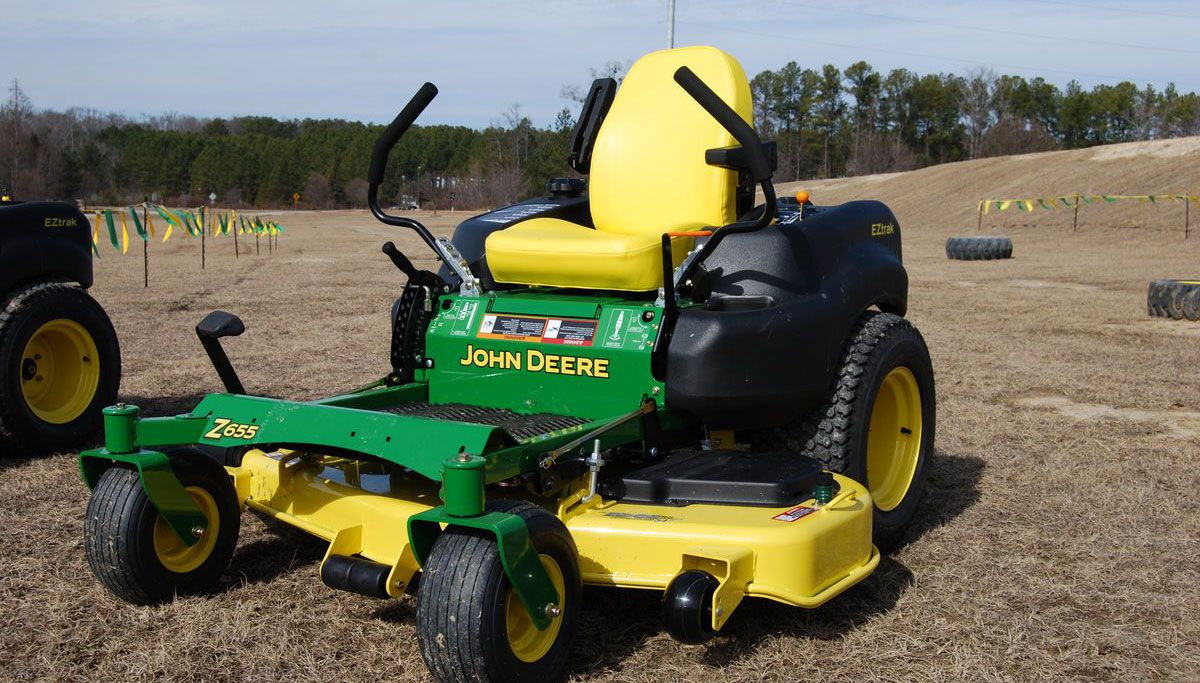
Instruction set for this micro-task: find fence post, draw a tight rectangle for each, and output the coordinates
[977,201,983,232]
[1072,193,1080,232]
[142,205,149,288]
[1186,197,1191,239]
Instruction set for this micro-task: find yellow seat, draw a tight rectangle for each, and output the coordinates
[485,46,753,291]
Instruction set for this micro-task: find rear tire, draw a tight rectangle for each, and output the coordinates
[84,450,239,605]
[946,236,1012,260]
[751,312,936,552]
[415,501,580,683]
[0,282,120,454]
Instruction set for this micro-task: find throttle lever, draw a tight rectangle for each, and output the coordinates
[382,241,418,279]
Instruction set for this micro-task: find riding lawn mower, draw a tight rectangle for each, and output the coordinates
[1,193,121,455]
[79,46,935,683]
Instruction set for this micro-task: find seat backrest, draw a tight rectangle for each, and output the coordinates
[589,46,753,236]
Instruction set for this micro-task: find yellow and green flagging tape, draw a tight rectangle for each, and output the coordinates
[978,193,1199,214]
[89,205,284,256]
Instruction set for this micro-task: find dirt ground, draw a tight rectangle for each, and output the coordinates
[2,138,1199,681]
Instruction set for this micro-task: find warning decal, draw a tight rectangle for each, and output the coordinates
[478,314,597,346]
[772,504,818,522]
[542,318,598,346]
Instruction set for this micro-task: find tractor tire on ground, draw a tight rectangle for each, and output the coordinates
[0,282,120,455]
[1147,279,1200,320]
[946,236,1012,261]
[750,311,936,552]
[416,501,580,683]
[84,449,240,605]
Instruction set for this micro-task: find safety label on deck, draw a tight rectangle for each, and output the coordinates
[772,504,817,522]
[478,314,597,346]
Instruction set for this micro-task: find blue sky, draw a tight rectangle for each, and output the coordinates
[4,1,1198,128]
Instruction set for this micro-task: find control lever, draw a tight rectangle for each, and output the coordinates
[195,310,247,394]
[382,241,418,279]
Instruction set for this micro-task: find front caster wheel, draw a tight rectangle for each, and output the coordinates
[663,570,719,644]
[415,502,580,683]
[84,450,240,605]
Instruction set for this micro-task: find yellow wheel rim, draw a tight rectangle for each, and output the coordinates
[866,366,923,512]
[152,487,219,573]
[505,555,565,663]
[19,319,101,424]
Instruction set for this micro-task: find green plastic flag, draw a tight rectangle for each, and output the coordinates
[104,210,119,250]
[129,206,148,241]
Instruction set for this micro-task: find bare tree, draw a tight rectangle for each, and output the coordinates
[344,178,369,208]
[1,79,33,193]
[560,60,630,103]
[963,68,996,159]
[302,173,332,209]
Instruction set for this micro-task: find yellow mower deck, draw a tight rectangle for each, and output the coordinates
[233,449,878,629]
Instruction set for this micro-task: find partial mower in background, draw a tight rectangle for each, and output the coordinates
[946,236,1013,261]
[0,192,121,455]
[1147,279,1200,321]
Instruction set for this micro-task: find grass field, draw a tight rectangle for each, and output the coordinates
[2,138,1199,681]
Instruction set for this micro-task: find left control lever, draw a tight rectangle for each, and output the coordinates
[196,310,246,394]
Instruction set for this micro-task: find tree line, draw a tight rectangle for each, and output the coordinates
[750,62,1200,179]
[2,61,1198,210]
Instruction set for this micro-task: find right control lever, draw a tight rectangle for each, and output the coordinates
[382,241,418,280]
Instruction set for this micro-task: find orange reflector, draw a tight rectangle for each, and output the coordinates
[794,190,810,204]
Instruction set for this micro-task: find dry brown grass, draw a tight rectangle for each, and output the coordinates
[3,138,1200,681]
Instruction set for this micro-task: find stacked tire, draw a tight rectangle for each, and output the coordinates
[1147,279,1200,321]
[946,236,1013,261]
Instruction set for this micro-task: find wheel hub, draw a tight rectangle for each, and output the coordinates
[19,319,101,424]
[21,357,38,381]
[865,366,923,512]
[506,554,565,663]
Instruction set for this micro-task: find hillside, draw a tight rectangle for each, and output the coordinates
[778,135,1200,239]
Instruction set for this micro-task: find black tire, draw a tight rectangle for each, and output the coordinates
[946,236,1012,260]
[0,281,121,454]
[416,501,580,683]
[1182,287,1200,322]
[750,311,936,552]
[663,570,718,644]
[84,450,240,605]
[1147,279,1200,320]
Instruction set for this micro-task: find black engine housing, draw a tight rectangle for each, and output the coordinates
[664,200,907,429]
[0,200,94,294]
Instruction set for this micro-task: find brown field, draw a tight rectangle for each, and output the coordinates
[3,138,1200,681]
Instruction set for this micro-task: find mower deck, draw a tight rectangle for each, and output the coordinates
[232,448,878,626]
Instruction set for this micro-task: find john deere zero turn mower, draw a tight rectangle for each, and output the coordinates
[80,47,934,682]
[1,193,121,454]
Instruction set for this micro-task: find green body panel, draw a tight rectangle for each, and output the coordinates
[409,507,559,631]
[423,291,664,418]
[79,447,209,545]
[79,288,680,624]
